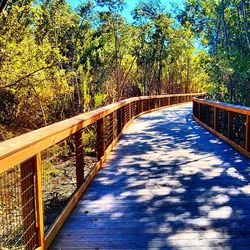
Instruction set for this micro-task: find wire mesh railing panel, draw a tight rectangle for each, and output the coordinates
[170,96,173,105]
[122,104,130,127]
[41,136,77,233]
[131,101,138,117]
[230,112,246,148]
[165,97,169,106]
[105,113,114,149]
[0,164,38,250]
[143,100,149,111]
[207,105,214,128]
[218,108,229,137]
[116,108,122,135]
[200,103,207,124]
[112,111,118,139]
[193,98,250,157]
[83,123,98,176]
[193,101,199,118]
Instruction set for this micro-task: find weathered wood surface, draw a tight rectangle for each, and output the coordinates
[50,103,250,249]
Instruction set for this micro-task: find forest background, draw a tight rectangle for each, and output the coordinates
[0,0,249,140]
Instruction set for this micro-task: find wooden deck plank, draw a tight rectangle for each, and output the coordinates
[50,103,250,250]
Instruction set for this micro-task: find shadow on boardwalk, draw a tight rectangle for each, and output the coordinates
[51,103,250,250]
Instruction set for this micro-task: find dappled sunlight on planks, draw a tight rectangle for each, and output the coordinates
[51,103,250,249]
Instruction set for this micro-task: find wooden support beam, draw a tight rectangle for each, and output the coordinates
[34,153,45,250]
[21,156,41,250]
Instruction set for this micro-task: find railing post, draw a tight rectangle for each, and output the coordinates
[246,115,250,151]
[21,154,44,250]
[34,153,45,250]
[97,118,105,160]
[74,130,84,187]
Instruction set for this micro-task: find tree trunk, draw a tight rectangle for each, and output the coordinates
[241,0,250,51]
[236,3,243,53]
[157,40,164,95]
[221,0,229,55]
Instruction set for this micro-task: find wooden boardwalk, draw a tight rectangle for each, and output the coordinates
[51,103,250,249]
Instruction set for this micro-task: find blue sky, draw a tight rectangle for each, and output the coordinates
[67,0,184,22]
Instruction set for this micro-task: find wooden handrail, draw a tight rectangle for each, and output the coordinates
[0,94,203,174]
[193,97,250,115]
[0,93,204,250]
[193,98,250,158]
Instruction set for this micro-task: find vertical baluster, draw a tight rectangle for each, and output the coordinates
[97,118,105,160]
[21,154,44,250]
[246,115,250,151]
[75,130,84,188]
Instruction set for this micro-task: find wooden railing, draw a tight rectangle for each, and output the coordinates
[0,93,204,250]
[193,98,250,158]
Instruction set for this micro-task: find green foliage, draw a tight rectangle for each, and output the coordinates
[94,93,107,108]
[82,128,96,154]
[179,0,250,105]
[0,0,217,140]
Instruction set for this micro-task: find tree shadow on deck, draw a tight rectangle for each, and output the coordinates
[53,104,250,249]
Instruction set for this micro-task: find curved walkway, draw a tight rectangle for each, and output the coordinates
[51,103,250,249]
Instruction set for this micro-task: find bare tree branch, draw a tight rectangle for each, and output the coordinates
[0,64,58,89]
